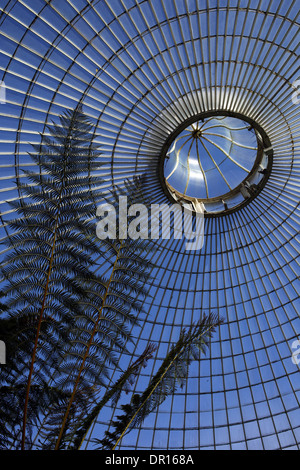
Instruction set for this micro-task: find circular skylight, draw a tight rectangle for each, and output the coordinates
[163,115,271,214]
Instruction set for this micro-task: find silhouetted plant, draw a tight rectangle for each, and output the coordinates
[49,174,155,450]
[69,343,157,450]
[98,313,223,450]
[0,106,154,449]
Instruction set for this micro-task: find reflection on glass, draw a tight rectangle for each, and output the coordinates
[164,116,258,200]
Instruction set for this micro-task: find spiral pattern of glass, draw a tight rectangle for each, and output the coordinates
[0,0,299,450]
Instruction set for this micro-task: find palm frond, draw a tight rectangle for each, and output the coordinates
[68,343,157,450]
[98,313,223,450]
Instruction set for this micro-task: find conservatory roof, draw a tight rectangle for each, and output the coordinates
[0,0,299,450]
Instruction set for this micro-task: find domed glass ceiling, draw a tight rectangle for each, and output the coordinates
[0,0,300,451]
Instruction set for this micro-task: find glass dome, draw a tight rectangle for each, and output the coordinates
[0,0,299,451]
[163,114,271,214]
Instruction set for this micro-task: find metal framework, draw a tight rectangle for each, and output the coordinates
[0,0,299,450]
[161,111,272,215]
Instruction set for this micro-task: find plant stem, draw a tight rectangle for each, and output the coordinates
[21,215,59,450]
[54,241,123,450]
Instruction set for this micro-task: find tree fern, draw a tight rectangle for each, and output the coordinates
[50,175,155,450]
[0,105,106,448]
[0,106,154,449]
